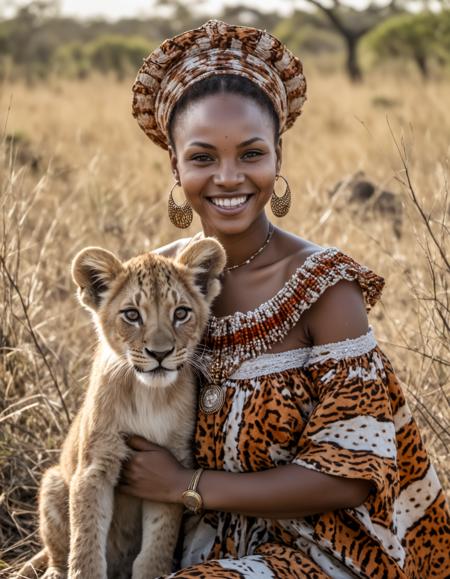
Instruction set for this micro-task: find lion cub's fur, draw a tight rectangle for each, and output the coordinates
[17,238,225,579]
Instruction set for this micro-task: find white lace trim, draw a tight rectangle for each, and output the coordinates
[229,349,311,380]
[229,328,377,380]
[306,327,377,365]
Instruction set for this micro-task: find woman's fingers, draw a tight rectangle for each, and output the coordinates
[121,433,162,451]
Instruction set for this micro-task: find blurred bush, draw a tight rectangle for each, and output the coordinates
[86,36,155,79]
[1,2,449,82]
[54,36,155,80]
[0,3,157,81]
[274,13,344,55]
[365,11,450,78]
[54,42,91,80]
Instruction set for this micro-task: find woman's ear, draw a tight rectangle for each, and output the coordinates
[168,145,180,183]
[275,137,283,174]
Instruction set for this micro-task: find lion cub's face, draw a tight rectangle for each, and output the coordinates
[71,239,225,388]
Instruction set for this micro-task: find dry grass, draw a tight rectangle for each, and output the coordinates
[0,67,449,574]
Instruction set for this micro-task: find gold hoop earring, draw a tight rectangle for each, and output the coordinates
[168,182,193,229]
[271,174,291,217]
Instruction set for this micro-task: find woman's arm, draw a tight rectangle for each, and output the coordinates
[302,278,370,345]
[179,464,372,518]
[118,436,372,518]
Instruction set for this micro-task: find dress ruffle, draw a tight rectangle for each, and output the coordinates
[204,248,385,378]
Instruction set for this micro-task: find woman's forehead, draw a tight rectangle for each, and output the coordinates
[172,93,276,145]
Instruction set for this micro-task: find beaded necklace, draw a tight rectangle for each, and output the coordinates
[199,248,385,415]
[223,224,274,273]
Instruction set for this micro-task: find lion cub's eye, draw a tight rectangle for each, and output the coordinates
[173,307,192,324]
[121,309,141,323]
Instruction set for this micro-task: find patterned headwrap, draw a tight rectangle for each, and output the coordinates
[132,19,307,150]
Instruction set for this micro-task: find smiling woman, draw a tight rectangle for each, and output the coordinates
[168,89,281,238]
[125,19,450,579]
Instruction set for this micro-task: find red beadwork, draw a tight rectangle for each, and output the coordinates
[203,248,384,381]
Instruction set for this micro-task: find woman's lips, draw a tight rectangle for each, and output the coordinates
[206,194,253,215]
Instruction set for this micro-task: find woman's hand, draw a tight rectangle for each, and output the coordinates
[117,435,192,504]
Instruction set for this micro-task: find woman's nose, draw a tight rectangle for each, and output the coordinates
[212,161,245,189]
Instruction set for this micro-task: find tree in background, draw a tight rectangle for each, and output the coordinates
[0,0,60,79]
[365,10,450,78]
[0,1,162,80]
[273,9,344,59]
[298,0,403,81]
[1,0,449,82]
[153,0,409,81]
[153,0,389,80]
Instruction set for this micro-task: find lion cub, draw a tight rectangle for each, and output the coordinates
[17,238,225,579]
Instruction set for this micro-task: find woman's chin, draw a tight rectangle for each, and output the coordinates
[203,214,263,237]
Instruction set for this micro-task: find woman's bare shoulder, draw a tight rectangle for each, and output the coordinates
[153,237,194,257]
[278,231,369,346]
[276,230,324,275]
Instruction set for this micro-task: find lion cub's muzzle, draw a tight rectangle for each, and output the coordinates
[145,346,175,365]
[131,345,185,386]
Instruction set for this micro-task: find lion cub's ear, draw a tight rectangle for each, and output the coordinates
[71,247,124,311]
[177,238,226,304]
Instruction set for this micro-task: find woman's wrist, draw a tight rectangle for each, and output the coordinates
[172,467,196,504]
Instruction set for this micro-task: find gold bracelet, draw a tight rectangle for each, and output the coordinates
[190,468,204,490]
[181,468,204,513]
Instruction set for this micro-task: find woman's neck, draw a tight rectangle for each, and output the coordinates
[201,215,272,269]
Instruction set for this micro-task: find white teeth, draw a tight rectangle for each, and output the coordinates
[210,195,248,208]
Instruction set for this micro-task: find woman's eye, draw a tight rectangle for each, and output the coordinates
[191,154,213,162]
[174,307,191,322]
[122,309,141,323]
[242,150,263,159]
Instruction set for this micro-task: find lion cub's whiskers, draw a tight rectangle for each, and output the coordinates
[188,352,212,382]
[109,354,134,383]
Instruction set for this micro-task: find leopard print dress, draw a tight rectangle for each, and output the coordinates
[159,248,450,578]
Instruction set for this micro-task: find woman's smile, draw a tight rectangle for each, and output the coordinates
[205,193,254,215]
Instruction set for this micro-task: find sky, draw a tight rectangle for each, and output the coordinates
[57,0,298,20]
[3,0,382,20]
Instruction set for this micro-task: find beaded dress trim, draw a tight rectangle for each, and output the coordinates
[204,248,384,379]
[229,328,377,380]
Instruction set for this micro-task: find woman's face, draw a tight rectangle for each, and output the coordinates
[169,93,282,236]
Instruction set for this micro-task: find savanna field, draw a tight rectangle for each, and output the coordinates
[1,67,449,574]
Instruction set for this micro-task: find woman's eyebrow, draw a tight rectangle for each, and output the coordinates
[188,141,215,149]
[238,137,265,147]
[187,137,265,149]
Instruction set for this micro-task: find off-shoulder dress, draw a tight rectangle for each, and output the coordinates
[160,247,450,578]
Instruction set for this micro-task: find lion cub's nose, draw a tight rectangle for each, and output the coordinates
[145,347,175,363]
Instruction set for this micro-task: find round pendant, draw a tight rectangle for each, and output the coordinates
[199,384,225,414]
